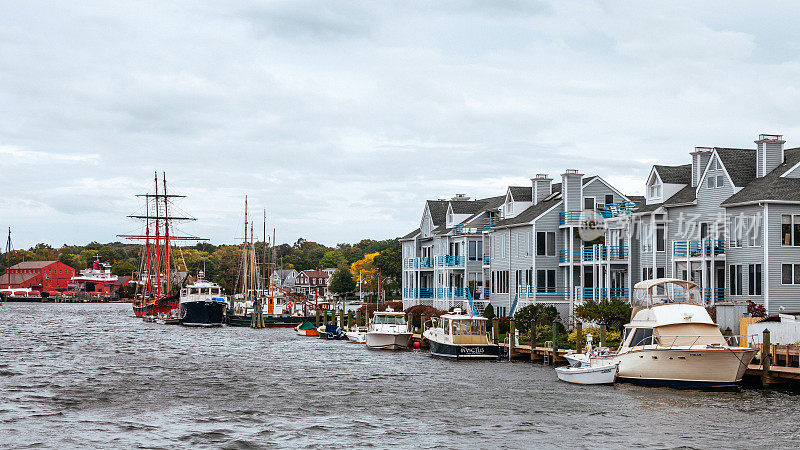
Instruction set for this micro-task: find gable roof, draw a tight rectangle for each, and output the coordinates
[9,261,58,270]
[300,270,328,278]
[715,148,756,187]
[663,185,697,207]
[400,228,420,240]
[508,186,532,202]
[0,272,38,285]
[450,200,488,214]
[653,164,691,184]
[426,200,449,227]
[493,196,562,228]
[722,147,800,206]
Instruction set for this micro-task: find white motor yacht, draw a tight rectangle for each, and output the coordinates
[423,312,500,360]
[590,278,756,388]
[365,310,412,350]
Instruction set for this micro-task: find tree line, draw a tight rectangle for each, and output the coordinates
[1,238,401,295]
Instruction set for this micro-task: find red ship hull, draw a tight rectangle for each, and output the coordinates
[133,293,179,317]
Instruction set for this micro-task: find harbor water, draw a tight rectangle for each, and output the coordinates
[2,303,800,448]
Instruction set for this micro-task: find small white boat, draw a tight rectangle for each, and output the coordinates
[345,329,367,343]
[366,309,412,350]
[556,362,619,385]
[563,351,590,368]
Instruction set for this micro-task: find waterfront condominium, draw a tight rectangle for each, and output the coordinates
[401,133,800,318]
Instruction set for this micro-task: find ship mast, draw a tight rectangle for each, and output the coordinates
[119,172,207,303]
[5,227,11,271]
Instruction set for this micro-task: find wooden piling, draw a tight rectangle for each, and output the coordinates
[347,311,353,330]
[599,323,606,348]
[551,321,558,366]
[421,314,427,335]
[492,318,499,344]
[407,314,413,333]
[356,310,362,328]
[762,329,771,387]
[340,309,345,329]
[509,320,516,359]
[530,320,536,361]
[575,322,583,352]
[315,310,320,327]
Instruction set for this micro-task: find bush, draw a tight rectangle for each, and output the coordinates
[566,326,621,348]
[514,304,560,333]
[747,300,767,318]
[574,298,631,330]
[404,305,447,328]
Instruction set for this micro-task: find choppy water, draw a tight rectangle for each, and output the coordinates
[2,303,800,449]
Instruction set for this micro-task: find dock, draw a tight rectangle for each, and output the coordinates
[498,343,570,363]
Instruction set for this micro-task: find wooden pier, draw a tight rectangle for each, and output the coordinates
[498,343,571,364]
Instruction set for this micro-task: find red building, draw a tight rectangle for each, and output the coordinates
[0,261,76,292]
[295,270,329,298]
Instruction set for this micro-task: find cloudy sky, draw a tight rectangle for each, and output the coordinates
[3,1,800,249]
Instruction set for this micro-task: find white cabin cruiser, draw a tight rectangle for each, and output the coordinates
[365,310,412,350]
[590,278,756,388]
[423,312,500,360]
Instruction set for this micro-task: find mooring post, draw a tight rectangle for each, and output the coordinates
[600,323,606,348]
[420,314,427,335]
[347,311,353,330]
[762,329,771,388]
[576,322,583,352]
[492,318,499,344]
[407,314,413,333]
[315,310,320,327]
[340,309,345,329]
[530,319,536,361]
[356,310,362,328]
[551,321,559,366]
[509,320,516,359]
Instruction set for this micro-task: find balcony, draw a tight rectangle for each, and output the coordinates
[559,245,628,263]
[576,287,629,302]
[403,288,434,298]
[435,287,465,299]
[672,240,726,258]
[516,286,570,299]
[559,201,639,225]
[702,288,725,305]
[453,217,504,235]
[434,255,465,267]
[403,257,434,269]
[482,252,491,265]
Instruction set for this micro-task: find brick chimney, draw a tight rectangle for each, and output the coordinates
[531,174,552,205]
[756,134,785,177]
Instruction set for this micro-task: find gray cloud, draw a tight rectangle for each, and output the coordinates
[2,1,800,249]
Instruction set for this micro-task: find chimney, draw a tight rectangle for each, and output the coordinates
[756,134,785,177]
[690,147,712,187]
[531,174,553,205]
[451,194,470,201]
[561,169,584,211]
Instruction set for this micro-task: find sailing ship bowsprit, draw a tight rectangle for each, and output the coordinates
[119,172,208,317]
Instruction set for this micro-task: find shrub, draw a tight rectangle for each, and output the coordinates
[747,300,767,318]
[566,326,621,348]
[574,298,631,330]
[404,305,447,328]
[514,304,560,333]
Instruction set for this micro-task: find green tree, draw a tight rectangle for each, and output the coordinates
[514,304,561,333]
[373,240,401,293]
[328,267,356,298]
[574,298,632,330]
[320,250,347,269]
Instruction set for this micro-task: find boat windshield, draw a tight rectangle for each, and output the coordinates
[374,315,407,325]
[451,319,486,336]
[632,280,702,307]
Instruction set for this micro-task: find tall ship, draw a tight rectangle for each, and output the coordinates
[119,172,207,317]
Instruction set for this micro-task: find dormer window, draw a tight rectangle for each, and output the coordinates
[648,180,662,199]
[509,200,514,213]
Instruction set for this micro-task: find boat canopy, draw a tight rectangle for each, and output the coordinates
[632,278,702,307]
[297,321,316,330]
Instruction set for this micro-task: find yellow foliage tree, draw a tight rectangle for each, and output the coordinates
[351,252,379,295]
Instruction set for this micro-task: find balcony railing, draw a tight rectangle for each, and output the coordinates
[672,240,726,258]
[435,287,465,299]
[702,287,725,305]
[403,257,434,268]
[434,255,465,267]
[577,287,629,302]
[516,286,570,299]
[482,252,491,264]
[559,245,628,263]
[559,201,639,225]
[453,217,504,235]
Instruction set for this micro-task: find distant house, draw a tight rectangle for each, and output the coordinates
[295,270,329,298]
[0,261,76,292]
[270,269,298,292]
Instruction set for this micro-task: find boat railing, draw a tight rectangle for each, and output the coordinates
[628,333,756,350]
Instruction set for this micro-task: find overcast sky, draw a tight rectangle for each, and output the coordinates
[3,1,800,249]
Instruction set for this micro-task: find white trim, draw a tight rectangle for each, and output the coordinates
[696,151,735,195]
[583,176,630,203]
[780,159,800,178]
[723,200,800,207]
[765,203,769,311]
